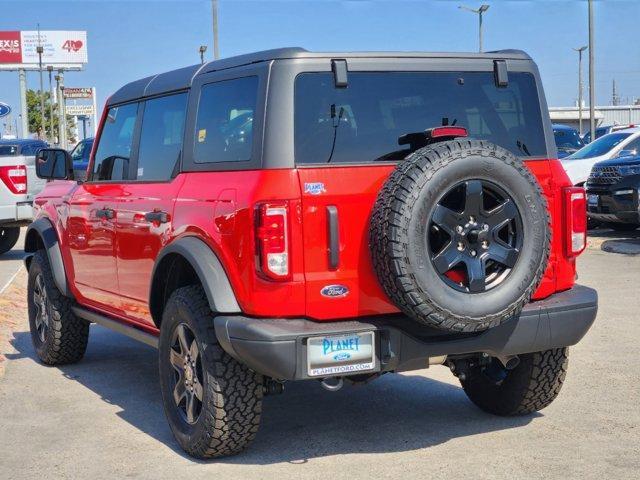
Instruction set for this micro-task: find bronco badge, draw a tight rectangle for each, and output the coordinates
[320,285,349,298]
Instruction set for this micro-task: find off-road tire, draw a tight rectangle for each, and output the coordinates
[0,227,20,255]
[461,348,569,416]
[370,139,551,332]
[158,285,263,459]
[27,250,89,365]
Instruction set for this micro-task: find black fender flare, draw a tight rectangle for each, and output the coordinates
[150,236,241,317]
[24,217,71,297]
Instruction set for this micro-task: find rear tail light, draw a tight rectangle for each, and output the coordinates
[0,165,27,194]
[564,186,587,257]
[255,202,291,281]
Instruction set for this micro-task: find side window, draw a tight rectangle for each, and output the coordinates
[71,141,85,161]
[92,102,138,181]
[136,93,188,181]
[83,140,93,160]
[623,137,640,154]
[193,76,258,164]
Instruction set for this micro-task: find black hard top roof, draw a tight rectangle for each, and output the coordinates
[108,47,532,106]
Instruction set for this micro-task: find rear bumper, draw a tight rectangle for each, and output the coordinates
[0,201,33,226]
[214,285,598,380]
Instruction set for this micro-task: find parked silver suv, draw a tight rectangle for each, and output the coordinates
[0,139,48,254]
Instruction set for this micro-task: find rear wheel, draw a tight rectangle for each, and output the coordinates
[158,285,263,459]
[0,227,20,255]
[460,348,569,416]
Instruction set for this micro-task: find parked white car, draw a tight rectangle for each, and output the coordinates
[561,127,640,185]
[0,139,48,254]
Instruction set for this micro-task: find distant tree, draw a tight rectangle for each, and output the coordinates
[26,89,76,143]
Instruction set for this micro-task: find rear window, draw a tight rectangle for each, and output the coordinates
[0,145,18,156]
[295,71,546,164]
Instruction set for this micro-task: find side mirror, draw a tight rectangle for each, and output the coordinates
[618,149,637,158]
[35,148,74,180]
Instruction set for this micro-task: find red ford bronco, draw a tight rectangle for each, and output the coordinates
[26,48,597,459]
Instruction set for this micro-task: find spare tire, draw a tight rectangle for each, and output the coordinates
[370,139,550,333]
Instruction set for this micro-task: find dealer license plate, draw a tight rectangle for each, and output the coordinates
[588,194,599,206]
[307,331,375,377]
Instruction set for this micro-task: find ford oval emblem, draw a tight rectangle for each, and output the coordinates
[321,284,349,298]
[333,352,352,361]
[0,102,11,119]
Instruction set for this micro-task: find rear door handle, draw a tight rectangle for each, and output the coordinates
[326,205,339,270]
[96,208,115,220]
[144,211,170,224]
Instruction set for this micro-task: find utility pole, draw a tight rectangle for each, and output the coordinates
[47,65,55,143]
[588,0,595,142]
[459,4,490,53]
[37,26,46,140]
[212,0,220,59]
[573,46,587,136]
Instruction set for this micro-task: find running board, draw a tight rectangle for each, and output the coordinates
[72,307,159,348]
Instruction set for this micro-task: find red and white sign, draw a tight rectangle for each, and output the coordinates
[0,31,87,67]
[0,31,21,63]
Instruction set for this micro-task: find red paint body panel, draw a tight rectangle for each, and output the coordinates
[298,165,398,320]
[173,170,306,318]
[115,176,186,325]
[33,158,576,326]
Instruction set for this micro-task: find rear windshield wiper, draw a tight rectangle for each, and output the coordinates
[516,140,531,156]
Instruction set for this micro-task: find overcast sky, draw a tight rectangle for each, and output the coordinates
[1,0,639,133]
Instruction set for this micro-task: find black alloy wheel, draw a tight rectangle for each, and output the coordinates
[428,179,523,293]
[32,272,51,343]
[169,323,204,425]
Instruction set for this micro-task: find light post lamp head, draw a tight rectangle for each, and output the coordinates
[199,45,208,64]
[479,4,490,13]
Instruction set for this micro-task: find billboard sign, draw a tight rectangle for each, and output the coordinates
[0,31,21,63]
[0,102,11,118]
[66,104,94,116]
[0,31,87,69]
[63,87,93,99]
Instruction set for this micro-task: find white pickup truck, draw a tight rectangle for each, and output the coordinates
[0,139,48,254]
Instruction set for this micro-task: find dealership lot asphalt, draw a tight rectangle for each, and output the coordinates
[0,235,639,480]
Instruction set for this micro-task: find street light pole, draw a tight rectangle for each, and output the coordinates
[588,0,595,142]
[212,0,220,59]
[37,26,46,140]
[47,65,55,143]
[459,4,490,53]
[573,46,588,136]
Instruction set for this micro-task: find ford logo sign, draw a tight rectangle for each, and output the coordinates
[321,285,349,298]
[0,102,11,119]
[333,352,352,361]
